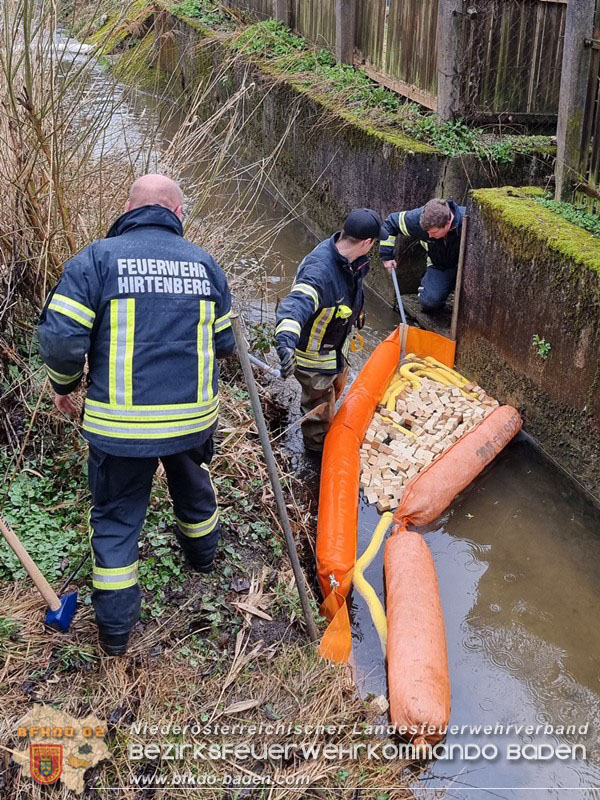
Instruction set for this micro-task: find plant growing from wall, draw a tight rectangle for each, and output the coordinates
[532,334,551,360]
[172,0,232,28]
[533,197,600,239]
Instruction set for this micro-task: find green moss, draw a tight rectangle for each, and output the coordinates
[89,0,155,55]
[471,187,600,277]
[253,60,439,155]
[112,31,165,90]
[520,187,545,198]
[340,113,439,154]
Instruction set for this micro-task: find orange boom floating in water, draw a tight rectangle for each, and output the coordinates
[316,327,522,743]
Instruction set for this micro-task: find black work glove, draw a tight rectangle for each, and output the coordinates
[277,346,296,379]
[356,310,366,330]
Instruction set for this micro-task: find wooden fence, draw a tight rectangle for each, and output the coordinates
[555,0,600,207]
[223,0,272,20]
[577,2,600,207]
[459,0,566,120]
[384,0,439,108]
[354,0,385,71]
[224,0,568,123]
[362,0,567,119]
[292,0,336,51]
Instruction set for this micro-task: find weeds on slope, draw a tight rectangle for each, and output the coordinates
[225,16,552,162]
[533,196,600,238]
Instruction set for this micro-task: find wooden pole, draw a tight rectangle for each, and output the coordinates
[335,0,356,65]
[436,0,464,121]
[0,517,61,611]
[231,316,319,644]
[555,0,596,201]
[450,215,468,342]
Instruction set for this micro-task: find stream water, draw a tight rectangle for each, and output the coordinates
[65,34,600,798]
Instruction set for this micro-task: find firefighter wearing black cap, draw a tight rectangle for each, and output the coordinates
[380,198,465,312]
[38,174,235,656]
[275,208,386,452]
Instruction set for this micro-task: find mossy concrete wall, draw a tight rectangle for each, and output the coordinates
[124,9,555,303]
[457,188,600,498]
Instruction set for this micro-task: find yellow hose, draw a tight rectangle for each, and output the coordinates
[414,366,478,399]
[353,512,392,655]
[398,364,422,389]
[422,368,465,388]
[423,356,470,386]
[385,380,409,411]
[414,367,455,386]
[381,375,403,404]
[400,362,425,373]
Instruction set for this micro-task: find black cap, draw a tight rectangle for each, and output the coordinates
[342,208,387,240]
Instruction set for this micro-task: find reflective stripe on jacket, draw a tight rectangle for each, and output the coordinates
[379,200,465,270]
[38,205,235,457]
[275,233,368,374]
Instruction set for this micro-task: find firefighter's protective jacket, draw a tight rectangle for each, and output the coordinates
[275,233,368,374]
[379,200,465,270]
[38,205,234,457]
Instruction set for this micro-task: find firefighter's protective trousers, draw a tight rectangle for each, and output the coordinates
[88,439,218,635]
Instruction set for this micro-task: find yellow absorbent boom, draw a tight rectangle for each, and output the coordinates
[353,512,393,655]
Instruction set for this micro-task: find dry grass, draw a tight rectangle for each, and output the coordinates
[0,376,419,797]
[0,586,417,797]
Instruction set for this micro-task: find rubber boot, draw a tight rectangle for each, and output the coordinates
[175,529,214,573]
[98,629,130,656]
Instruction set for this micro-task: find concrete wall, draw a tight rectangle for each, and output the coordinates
[144,10,555,302]
[457,187,600,498]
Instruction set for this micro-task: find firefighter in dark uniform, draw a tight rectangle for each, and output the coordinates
[38,174,235,656]
[379,198,466,312]
[275,209,386,452]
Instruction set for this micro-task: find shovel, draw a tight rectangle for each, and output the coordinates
[232,315,319,643]
[0,516,77,632]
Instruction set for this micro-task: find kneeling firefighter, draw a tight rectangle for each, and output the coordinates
[275,209,386,452]
[38,174,235,655]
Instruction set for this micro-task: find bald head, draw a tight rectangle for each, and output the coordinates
[127,174,184,218]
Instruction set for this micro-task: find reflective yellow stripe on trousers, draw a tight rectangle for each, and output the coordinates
[92,562,139,590]
[176,508,219,538]
[88,508,139,591]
